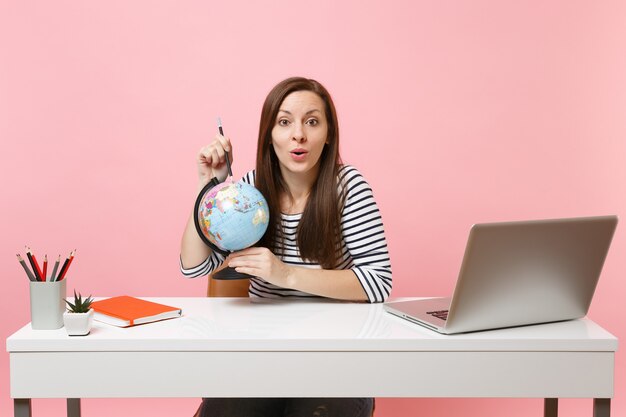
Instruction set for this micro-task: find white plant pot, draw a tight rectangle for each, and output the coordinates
[63,309,94,336]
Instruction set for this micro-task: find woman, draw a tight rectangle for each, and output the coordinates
[180,77,392,416]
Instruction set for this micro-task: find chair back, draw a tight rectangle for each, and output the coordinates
[207,266,249,297]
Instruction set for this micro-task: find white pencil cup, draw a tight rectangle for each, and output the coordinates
[29,280,67,330]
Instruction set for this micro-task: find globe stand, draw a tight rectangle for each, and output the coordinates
[213,266,253,280]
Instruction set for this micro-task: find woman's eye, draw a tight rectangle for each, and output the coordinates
[306,119,318,126]
[278,119,290,126]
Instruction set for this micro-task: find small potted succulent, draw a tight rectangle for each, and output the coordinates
[63,290,94,336]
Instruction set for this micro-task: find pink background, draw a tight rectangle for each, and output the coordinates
[1,1,625,416]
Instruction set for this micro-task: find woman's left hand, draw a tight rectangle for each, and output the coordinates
[227,247,291,286]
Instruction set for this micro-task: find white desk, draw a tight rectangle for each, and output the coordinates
[7,297,618,417]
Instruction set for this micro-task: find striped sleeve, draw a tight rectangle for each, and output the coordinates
[179,252,225,278]
[339,166,393,303]
[179,171,256,278]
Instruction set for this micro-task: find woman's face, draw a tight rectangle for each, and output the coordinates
[271,90,328,182]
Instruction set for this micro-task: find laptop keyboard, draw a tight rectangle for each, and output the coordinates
[427,310,449,321]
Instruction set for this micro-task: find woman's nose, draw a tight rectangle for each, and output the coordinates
[292,123,306,143]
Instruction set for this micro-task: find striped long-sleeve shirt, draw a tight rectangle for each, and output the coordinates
[181,165,392,303]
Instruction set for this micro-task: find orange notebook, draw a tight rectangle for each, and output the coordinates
[91,296,182,327]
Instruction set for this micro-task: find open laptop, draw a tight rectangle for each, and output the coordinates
[384,215,618,334]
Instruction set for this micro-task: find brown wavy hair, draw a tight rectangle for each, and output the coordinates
[255,77,344,268]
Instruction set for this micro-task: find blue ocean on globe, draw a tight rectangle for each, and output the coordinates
[197,181,269,252]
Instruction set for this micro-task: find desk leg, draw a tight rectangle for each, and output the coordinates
[593,398,610,417]
[67,398,81,417]
[14,399,32,417]
[544,398,558,417]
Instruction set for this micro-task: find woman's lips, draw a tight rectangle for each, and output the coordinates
[290,149,308,161]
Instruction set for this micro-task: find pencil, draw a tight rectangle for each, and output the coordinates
[17,254,36,281]
[60,250,75,281]
[50,255,61,282]
[217,117,233,179]
[56,252,71,282]
[57,250,75,281]
[42,255,48,282]
[25,247,43,281]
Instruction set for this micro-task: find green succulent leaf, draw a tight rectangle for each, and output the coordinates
[66,290,93,313]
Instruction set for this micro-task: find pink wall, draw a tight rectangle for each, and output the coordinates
[2,1,625,416]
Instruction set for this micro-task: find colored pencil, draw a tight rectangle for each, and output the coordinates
[61,250,75,281]
[42,255,48,282]
[57,250,75,281]
[56,252,71,282]
[25,247,43,281]
[24,250,38,280]
[50,255,61,282]
[17,254,36,281]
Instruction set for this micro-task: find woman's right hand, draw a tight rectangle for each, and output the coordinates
[197,134,233,186]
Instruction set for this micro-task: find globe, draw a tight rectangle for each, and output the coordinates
[194,179,270,254]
